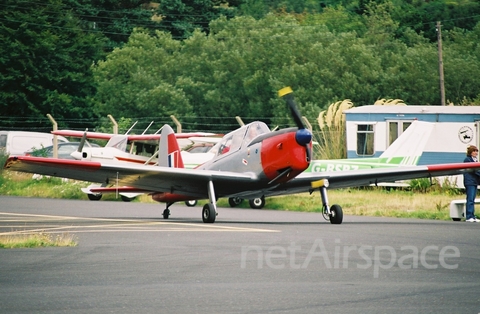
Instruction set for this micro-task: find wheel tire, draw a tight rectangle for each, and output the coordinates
[121,195,135,202]
[87,193,102,201]
[162,209,170,219]
[185,200,197,207]
[228,197,243,207]
[202,204,216,223]
[249,197,265,209]
[329,204,343,224]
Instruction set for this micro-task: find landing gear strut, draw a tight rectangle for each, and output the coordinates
[202,180,217,223]
[318,185,343,224]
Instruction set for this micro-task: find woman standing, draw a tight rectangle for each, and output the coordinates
[463,145,480,222]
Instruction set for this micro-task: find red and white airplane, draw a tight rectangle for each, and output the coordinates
[51,128,220,168]
[5,87,480,224]
[48,125,219,203]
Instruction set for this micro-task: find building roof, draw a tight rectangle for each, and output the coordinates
[345,105,480,114]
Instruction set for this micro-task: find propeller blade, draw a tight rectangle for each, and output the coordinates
[279,87,313,162]
[278,86,305,130]
[77,128,88,153]
[306,144,312,162]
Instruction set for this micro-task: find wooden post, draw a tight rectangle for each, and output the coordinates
[46,114,58,158]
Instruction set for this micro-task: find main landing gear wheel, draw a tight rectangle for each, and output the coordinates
[249,196,265,209]
[202,204,216,223]
[121,195,135,202]
[87,193,102,201]
[329,204,343,224]
[228,197,243,207]
[162,209,170,219]
[185,200,197,207]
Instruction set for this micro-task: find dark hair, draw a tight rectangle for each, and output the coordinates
[467,145,478,156]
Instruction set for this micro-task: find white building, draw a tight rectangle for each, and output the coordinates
[344,105,480,188]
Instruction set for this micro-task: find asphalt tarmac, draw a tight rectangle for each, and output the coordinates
[0,196,479,314]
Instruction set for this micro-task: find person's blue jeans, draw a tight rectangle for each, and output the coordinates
[465,185,477,220]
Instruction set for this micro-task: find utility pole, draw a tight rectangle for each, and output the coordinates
[437,21,446,106]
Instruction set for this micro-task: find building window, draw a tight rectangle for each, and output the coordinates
[388,121,412,146]
[356,124,374,156]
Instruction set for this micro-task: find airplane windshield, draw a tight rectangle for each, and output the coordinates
[243,122,270,145]
[212,122,270,157]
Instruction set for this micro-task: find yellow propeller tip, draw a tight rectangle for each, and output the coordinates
[278,86,293,97]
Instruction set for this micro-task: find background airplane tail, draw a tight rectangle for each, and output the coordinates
[158,124,184,168]
[379,120,434,166]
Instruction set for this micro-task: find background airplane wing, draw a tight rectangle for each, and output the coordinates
[265,163,480,197]
[52,130,115,140]
[52,130,220,141]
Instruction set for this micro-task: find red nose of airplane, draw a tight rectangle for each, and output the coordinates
[261,130,311,183]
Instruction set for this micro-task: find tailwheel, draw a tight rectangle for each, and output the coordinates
[202,203,216,223]
[249,196,265,209]
[162,208,170,219]
[329,204,343,224]
[228,197,243,207]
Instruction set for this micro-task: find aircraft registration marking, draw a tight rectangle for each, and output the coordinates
[311,163,360,172]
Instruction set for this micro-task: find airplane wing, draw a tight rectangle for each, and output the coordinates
[4,156,259,199]
[52,130,221,141]
[5,156,480,200]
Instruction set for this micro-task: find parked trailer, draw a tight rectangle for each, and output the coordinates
[344,105,480,188]
[0,131,68,157]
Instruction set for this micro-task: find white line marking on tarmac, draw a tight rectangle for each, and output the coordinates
[0,212,279,234]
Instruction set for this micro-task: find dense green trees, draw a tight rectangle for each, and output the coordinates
[158,0,238,39]
[62,0,161,50]
[0,0,105,131]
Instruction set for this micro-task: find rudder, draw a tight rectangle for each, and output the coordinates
[158,124,184,168]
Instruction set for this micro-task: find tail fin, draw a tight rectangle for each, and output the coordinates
[379,120,434,166]
[105,135,129,151]
[158,124,184,168]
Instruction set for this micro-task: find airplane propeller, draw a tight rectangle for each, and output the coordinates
[70,128,88,160]
[278,87,312,161]
[280,87,306,130]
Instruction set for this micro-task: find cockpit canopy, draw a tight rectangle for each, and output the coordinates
[211,122,270,156]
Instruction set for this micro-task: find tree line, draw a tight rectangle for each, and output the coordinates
[1,0,480,134]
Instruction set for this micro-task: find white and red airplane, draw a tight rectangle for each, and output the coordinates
[51,128,220,168]
[48,125,219,203]
[5,87,480,224]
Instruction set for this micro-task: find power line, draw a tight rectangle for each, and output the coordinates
[2,1,480,39]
